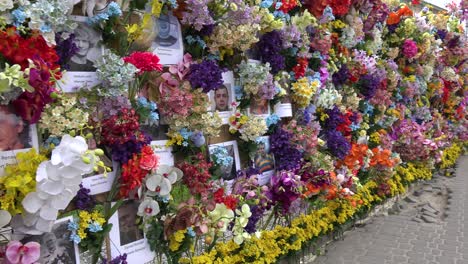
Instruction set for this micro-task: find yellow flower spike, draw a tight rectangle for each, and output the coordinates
[151,0,163,17]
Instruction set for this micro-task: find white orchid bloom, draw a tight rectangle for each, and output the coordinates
[51,135,88,166]
[137,198,160,217]
[145,165,182,196]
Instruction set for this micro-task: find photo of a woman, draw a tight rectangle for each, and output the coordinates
[68,22,103,72]
[0,106,30,151]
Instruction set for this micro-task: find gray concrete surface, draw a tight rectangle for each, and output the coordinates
[314,156,468,264]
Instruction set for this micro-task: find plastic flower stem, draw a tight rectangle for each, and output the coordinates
[206,233,219,252]
[261,206,276,230]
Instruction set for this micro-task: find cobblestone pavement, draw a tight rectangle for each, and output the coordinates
[313,156,468,264]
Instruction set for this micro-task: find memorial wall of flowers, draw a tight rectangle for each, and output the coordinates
[0,0,466,263]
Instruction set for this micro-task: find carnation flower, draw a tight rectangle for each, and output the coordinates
[123,51,162,73]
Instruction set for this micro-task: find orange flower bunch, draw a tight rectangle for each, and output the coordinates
[340,143,369,171]
[387,5,413,25]
[369,148,397,168]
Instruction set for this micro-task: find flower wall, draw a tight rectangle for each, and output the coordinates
[0,0,467,264]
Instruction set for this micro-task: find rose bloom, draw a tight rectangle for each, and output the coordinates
[139,145,159,170]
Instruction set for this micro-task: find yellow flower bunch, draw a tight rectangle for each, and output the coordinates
[439,143,463,169]
[166,132,184,147]
[0,149,47,214]
[76,210,106,240]
[291,77,319,108]
[169,229,187,252]
[369,131,381,145]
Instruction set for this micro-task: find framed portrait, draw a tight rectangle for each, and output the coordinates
[209,71,236,124]
[248,96,271,117]
[0,105,39,175]
[81,140,116,195]
[251,136,276,185]
[108,200,154,263]
[20,216,80,264]
[140,123,169,142]
[60,16,105,92]
[151,12,184,65]
[150,140,174,166]
[208,140,241,182]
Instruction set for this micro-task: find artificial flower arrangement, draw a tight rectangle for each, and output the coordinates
[0,1,467,264]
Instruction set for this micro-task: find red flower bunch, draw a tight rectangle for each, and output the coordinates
[12,58,57,123]
[279,0,298,13]
[100,108,144,145]
[328,0,351,16]
[213,188,238,210]
[370,148,398,168]
[178,153,213,197]
[123,51,163,73]
[120,145,157,198]
[0,27,60,72]
[340,143,369,171]
[292,58,308,79]
[387,5,413,25]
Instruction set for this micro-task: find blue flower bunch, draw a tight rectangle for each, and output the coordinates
[87,2,122,25]
[211,147,234,167]
[266,114,281,127]
[136,96,159,125]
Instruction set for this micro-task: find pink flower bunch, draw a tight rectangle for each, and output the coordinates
[402,39,418,59]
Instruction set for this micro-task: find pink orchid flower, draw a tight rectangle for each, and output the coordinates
[5,241,40,264]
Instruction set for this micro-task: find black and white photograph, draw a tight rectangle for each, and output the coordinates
[0,105,39,174]
[61,16,104,92]
[208,141,241,181]
[81,138,116,195]
[108,201,155,263]
[209,71,236,124]
[20,216,80,264]
[151,12,184,65]
[150,140,174,166]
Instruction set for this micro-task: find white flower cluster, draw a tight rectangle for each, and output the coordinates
[239,115,267,142]
[95,50,138,96]
[12,135,95,235]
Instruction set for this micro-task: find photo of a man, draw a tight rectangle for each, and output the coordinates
[118,200,143,246]
[21,218,78,264]
[213,85,231,112]
[68,21,103,72]
[154,14,179,48]
[254,139,275,173]
[250,96,270,116]
[0,106,30,151]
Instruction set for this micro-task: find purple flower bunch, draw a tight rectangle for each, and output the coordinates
[55,32,79,70]
[358,73,380,99]
[325,130,351,160]
[244,205,264,233]
[256,30,285,74]
[73,184,95,210]
[268,171,302,215]
[187,59,225,93]
[181,0,214,31]
[92,96,131,122]
[270,128,302,171]
[363,2,389,35]
[102,254,128,264]
[323,106,345,131]
[332,64,349,87]
[110,133,152,164]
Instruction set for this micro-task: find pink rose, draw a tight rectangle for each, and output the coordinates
[139,146,159,171]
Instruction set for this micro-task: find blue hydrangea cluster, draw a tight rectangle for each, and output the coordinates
[137,96,159,124]
[95,50,138,96]
[11,8,26,27]
[211,147,234,167]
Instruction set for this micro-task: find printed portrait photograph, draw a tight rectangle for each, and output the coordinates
[208,141,241,181]
[249,96,270,116]
[153,13,180,49]
[253,137,275,174]
[68,17,104,72]
[140,123,169,141]
[21,217,79,264]
[118,200,144,246]
[0,105,35,152]
[211,84,233,112]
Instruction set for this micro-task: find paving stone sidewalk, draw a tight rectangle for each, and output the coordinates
[313,156,468,264]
